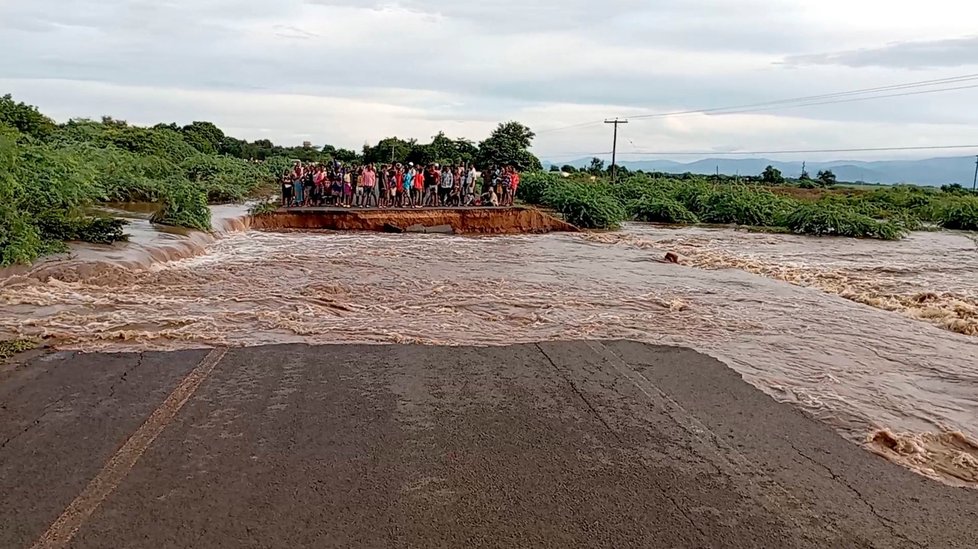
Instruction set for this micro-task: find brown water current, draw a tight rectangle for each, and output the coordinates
[1,217,976,486]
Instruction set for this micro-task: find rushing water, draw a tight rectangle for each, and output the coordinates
[1,217,977,486]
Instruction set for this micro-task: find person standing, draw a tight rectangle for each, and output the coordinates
[292,163,305,207]
[359,164,377,207]
[439,166,454,207]
[349,164,361,206]
[281,171,294,207]
[378,165,389,208]
[342,167,353,207]
[413,164,425,208]
[508,166,520,206]
[465,165,478,206]
[404,165,416,207]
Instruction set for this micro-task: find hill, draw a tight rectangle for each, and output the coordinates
[547,155,978,186]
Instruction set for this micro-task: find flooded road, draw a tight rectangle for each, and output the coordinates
[1,220,976,486]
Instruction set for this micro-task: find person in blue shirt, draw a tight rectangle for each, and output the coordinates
[403,166,415,207]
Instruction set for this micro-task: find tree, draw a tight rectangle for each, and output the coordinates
[816,169,837,187]
[560,164,577,173]
[476,121,542,171]
[182,121,225,155]
[322,145,360,163]
[363,137,414,164]
[0,94,56,139]
[549,165,560,172]
[588,157,605,174]
[761,165,785,185]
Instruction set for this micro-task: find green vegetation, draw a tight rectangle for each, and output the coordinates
[0,338,37,361]
[1,94,543,266]
[151,183,212,231]
[517,170,978,238]
[784,204,902,240]
[543,180,624,230]
[628,196,699,224]
[939,198,978,231]
[248,200,279,217]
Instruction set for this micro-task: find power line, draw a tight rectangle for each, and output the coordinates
[628,74,978,120]
[536,120,606,135]
[664,83,978,118]
[534,72,978,133]
[538,144,978,159]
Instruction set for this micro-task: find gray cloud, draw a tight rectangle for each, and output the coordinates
[1,0,976,156]
[784,36,978,69]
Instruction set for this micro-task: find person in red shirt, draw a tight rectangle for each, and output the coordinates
[508,167,520,206]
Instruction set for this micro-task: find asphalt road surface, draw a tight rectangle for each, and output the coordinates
[1,341,975,548]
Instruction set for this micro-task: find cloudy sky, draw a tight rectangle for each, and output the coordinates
[2,0,978,161]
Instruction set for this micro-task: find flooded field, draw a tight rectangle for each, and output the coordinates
[1,217,976,486]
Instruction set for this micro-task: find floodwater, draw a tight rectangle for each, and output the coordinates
[1,214,977,486]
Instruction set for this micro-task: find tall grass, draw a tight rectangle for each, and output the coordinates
[516,170,978,239]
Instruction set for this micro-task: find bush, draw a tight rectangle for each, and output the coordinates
[609,175,659,203]
[542,181,625,229]
[0,204,44,265]
[516,171,562,205]
[785,204,904,240]
[629,196,699,224]
[248,200,278,216]
[151,183,211,231]
[939,198,978,231]
[696,187,790,226]
[37,215,128,244]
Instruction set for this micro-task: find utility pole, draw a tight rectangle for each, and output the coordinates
[604,118,628,183]
[973,155,978,191]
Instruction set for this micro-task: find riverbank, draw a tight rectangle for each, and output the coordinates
[3,341,974,548]
[250,206,578,234]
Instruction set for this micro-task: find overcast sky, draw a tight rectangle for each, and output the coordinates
[2,0,978,161]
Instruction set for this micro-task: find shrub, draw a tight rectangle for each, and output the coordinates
[785,204,904,240]
[248,200,279,217]
[939,198,978,230]
[542,181,625,229]
[516,172,562,205]
[37,215,128,244]
[151,182,211,231]
[697,187,790,226]
[0,205,44,266]
[629,196,699,224]
[609,175,660,203]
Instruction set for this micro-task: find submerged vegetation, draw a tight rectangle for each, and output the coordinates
[0,338,37,361]
[518,171,978,238]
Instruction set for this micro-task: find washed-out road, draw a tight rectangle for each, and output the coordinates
[1,341,975,548]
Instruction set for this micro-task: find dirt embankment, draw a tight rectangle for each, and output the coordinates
[250,207,579,234]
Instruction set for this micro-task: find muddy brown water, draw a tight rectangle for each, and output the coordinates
[1,211,976,487]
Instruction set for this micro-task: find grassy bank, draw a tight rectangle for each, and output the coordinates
[517,172,978,238]
[0,95,299,266]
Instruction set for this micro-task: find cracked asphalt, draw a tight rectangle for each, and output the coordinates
[1,341,975,548]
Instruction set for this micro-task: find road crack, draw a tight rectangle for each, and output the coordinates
[786,441,924,548]
[534,343,709,541]
[108,352,144,399]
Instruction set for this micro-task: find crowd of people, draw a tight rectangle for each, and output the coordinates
[280,161,521,208]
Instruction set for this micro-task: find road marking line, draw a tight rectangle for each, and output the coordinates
[30,347,228,549]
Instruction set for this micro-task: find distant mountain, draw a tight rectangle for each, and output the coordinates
[545,155,978,186]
